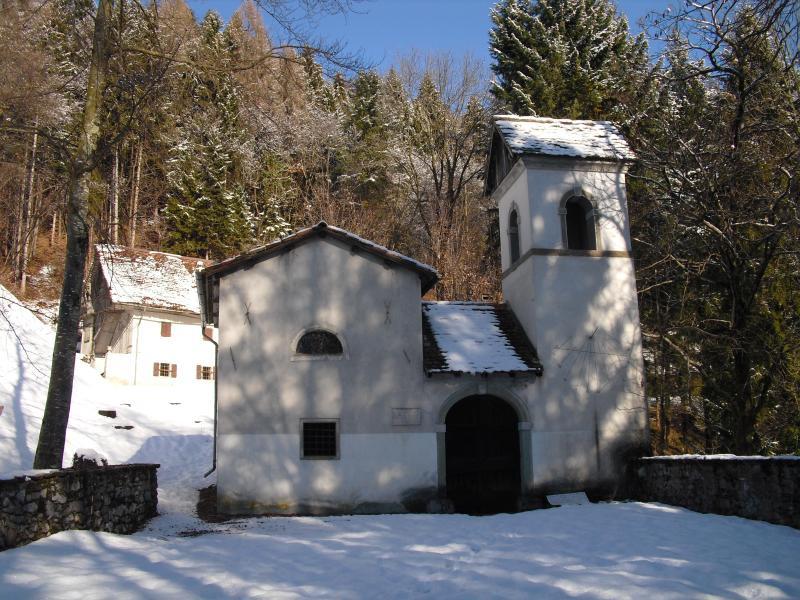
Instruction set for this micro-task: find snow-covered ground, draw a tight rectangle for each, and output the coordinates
[0,284,213,514]
[2,503,799,599]
[2,285,800,599]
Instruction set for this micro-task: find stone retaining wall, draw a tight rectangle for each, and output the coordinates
[629,457,799,529]
[0,464,159,550]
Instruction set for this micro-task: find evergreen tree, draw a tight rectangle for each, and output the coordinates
[163,11,288,258]
[489,0,648,118]
[631,5,800,454]
[340,70,393,197]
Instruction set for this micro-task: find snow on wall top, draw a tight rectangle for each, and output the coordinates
[422,302,541,375]
[494,115,635,161]
[641,454,800,461]
[95,245,206,315]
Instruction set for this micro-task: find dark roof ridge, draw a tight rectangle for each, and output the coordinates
[203,221,438,286]
[198,222,440,325]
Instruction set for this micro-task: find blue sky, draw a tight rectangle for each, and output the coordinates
[189,0,672,68]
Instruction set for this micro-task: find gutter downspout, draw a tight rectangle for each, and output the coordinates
[132,309,146,384]
[197,268,218,478]
[202,326,218,478]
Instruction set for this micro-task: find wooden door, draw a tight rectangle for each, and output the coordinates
[445,395,521,514]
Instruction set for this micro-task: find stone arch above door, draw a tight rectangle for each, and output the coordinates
[436,382,531,426]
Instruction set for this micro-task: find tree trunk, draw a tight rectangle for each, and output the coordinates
[703,398,713,454]
[50,211,58,246]
[34,0,113,469]
[30,180,41,258]
[16,122,39,294]
[731,347,757,454]
[129,141,142,247]
[110,147,119,244]
[12,167,26,275]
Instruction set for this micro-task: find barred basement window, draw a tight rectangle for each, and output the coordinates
[301,420,339,459]
[296,330,343,356]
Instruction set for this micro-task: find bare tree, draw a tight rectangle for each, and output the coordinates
[31,0,362,468]
[631,0,800,453]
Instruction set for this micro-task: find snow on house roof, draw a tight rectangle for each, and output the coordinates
[422,302,542,376]
[198,222,440,325]
[493,115,635,161]
[95,245,206,315]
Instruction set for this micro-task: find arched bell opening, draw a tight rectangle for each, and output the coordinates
[562,194,598,251]
[444,395,521,515]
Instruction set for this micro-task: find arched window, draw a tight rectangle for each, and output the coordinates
[296,330,343,356]
[564,196,597,251]
[508,209,520,263]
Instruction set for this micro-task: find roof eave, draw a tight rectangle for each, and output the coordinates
[203,223,440,290]
[109,300,201,318]
[198,222,439,323]
[512,150,636,163]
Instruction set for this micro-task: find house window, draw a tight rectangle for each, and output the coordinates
[301,420,339,459]
[160,322,172,337]
[508,209,520,263]
[153,362,177,378]
[203,326,213,340]
[565,196,597,251]
[296,330,343,356]
[196,365,215,380]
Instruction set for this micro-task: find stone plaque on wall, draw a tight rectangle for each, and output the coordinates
[392,408,421,426]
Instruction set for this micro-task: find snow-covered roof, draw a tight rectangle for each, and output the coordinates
[422,302,542,376]
[95,245,206,315]
[493,115,635,161]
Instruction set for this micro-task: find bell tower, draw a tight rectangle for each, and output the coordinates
[486,115,648,490]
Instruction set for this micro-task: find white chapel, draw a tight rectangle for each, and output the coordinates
[197,115,648,515]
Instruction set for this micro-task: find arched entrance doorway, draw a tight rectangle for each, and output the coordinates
[445,395,521,514]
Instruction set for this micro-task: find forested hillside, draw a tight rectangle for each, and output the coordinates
[0,0,498,302]
[1,0,798,458]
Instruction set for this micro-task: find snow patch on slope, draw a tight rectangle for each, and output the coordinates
[0,284,213,515]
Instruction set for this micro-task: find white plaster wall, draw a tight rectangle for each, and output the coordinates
[525,159,631,252]
[216,237,437,510]
[216,223,646,511]
[511,255,646,491]
[217,432,437,513]
[216,237,426,435]
[91,310,216,397]
[498,158,647,493]
[497,164,531,272]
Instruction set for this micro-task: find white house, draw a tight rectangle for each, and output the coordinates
[197,116,648,515]
[82,245,217,395]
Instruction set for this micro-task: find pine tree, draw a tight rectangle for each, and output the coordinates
[631,4,800,454]
[163,11,288,258]
[489,0,648,119]
[339,70,393,198]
